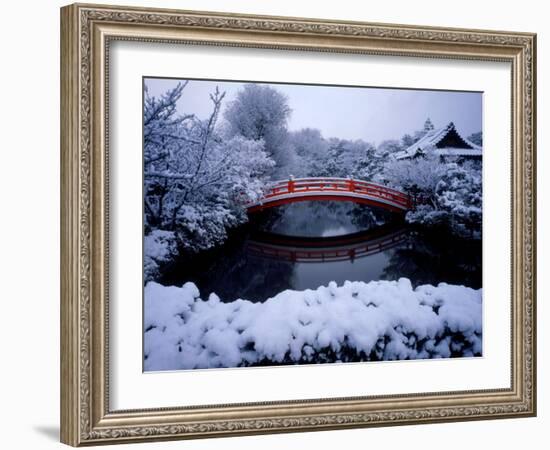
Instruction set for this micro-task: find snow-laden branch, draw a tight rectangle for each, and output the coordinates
[144,171,194,180]
[143,81,274,250]
[143,81,188,127]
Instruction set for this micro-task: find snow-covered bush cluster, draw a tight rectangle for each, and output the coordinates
[144,278,482,371]
[144,230,179,283]
[383,154,482,238]
[435,163,482,238]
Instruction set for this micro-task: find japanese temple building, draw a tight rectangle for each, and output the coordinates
[394,122,482,161]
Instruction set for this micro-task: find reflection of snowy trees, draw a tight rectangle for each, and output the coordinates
[381,231,482,288]
[161,241,295,303]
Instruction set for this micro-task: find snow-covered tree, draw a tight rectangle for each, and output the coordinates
[383,153,482,238]
[382,150,445,204]
[308,138,380,180]
[467,131,483,146]
[435,163,482,238]
[287,128,329,177]
[224,84,292,178]
[144,83,274,258]
[351,143,384,182]
[377,139,403,157]
[309,138,347,177]
[401,133,417,148]
[400,119,432,149]
[401,130,426,148]
[143,82,194,179]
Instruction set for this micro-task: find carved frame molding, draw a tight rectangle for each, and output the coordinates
[60,3,536,446]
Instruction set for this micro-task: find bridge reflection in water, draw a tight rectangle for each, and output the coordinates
[160,197,481,302]
[246,226,409,264]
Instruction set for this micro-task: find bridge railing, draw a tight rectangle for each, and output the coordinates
[264,177,412,209]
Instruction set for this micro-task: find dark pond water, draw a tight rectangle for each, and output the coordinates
[160,202,482,302]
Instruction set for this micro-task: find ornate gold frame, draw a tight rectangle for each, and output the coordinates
[60,3,536,446]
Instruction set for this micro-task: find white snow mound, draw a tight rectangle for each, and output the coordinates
[144,278,482,371]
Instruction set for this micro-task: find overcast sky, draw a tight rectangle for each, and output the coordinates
[144,77,482,145]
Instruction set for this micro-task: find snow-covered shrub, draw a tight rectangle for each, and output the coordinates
[174,202,241,252]
[144,230,178,283]
[144,279,482,371]
[382,150,444,198]
[435,163,482,238]
[383,152,482,238]
[404,163,482,238]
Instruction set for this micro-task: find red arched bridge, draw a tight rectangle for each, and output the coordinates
[246,177,413,213]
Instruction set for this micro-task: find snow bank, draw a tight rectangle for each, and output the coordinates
[144,279,482,371]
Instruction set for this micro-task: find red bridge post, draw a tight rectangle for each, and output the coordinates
[288,175,295,193]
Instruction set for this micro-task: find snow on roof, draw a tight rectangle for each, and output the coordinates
[394,122,482,160]
[434,148,483,157]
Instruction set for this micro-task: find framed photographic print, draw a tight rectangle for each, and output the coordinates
[60,3,537,446]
